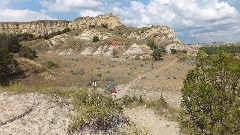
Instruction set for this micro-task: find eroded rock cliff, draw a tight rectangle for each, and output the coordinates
[0,20,69,35]
[69,13,124,30]
[0,14,124,36]
[1,13,190,57]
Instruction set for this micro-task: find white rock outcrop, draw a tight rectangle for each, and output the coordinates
[79,29,112,41]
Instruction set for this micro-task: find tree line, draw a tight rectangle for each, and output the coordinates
[200,45,240,55]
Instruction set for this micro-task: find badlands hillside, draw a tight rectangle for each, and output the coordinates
[0,14,197,135]
[0,13,197,58]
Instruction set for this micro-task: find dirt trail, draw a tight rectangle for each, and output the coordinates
[116,59,180,135]
[116,59,178,99]
[124,106,179,135]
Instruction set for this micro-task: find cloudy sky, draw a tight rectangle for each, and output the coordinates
[0,0,240,43]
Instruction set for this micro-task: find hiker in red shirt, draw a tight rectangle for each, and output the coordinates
[111,87,117,99]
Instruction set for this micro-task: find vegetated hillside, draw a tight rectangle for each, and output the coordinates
[29,25,180,59]
[0,13,181,59]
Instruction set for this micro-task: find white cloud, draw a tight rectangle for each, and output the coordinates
[108,0,240,43]
[0,0,239,43]
[40,0,104,17]
[0,9,57,22]
[80,10,104,17]
[0,0,57,22]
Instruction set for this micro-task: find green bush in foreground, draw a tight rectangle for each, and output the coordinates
[68,89,124,133]
[180,51,240,134]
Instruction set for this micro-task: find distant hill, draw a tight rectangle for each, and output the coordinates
[0,13,187,58]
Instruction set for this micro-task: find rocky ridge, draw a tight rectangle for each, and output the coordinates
[69,13,124,30]
[0,13,123,36]
[1,13,198,57]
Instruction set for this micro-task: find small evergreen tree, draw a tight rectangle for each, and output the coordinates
[93,36,99,42]
[0,34,20,53]
[170,49,177,54]
[0,49,20,85]
[152,49,163,61]
[147,40,157,50]
[19,46,37,60]
[147,40,164,61]
[180,51,240,134]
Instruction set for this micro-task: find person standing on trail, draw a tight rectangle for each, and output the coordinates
[111,87,117,99]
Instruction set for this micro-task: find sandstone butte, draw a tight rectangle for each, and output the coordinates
[0,13,124,36]
[0,13,199,56]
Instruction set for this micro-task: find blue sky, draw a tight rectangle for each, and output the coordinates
[0,0,240,44]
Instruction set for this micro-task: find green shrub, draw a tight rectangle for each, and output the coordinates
[180,51,240,134]
[135,55,140,60]
[68,89,124,133]
[158,94,167,106]
[152,49,163,61]
[122,95,144,106]
[89,25,96,28]
[43,27,71,39]
[105,77,115,92]
[16,33,35,41]
[147,40,157,50]
[0,85,127,133]
[147,40,164,61]
[46,61,58,69]
[147,94,168,109]
[112,49,120,58]
[61,27,71,33]
[19,46,37,59]
[70,68,85,76]
[182,50,187,54]
[0,34,20,53]
[122,95,137,106]
[0,49,20,86]
[101,23,108,29]
[170,49,177,54]
[93,36,100,42]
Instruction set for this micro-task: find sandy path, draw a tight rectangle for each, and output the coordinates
[124,106,179,135]
[116,59,178,99]
[116,59,180,135]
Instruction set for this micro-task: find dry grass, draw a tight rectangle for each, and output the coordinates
[19,53,177,87]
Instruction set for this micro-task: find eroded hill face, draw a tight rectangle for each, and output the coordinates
[33,25,181,58]
[1,13,188,58]
[0,13,124,36]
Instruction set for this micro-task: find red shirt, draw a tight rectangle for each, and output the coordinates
[111,88,117,94]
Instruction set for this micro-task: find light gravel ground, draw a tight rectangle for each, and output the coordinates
[0,93,74,135]
[124,106,179,135]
